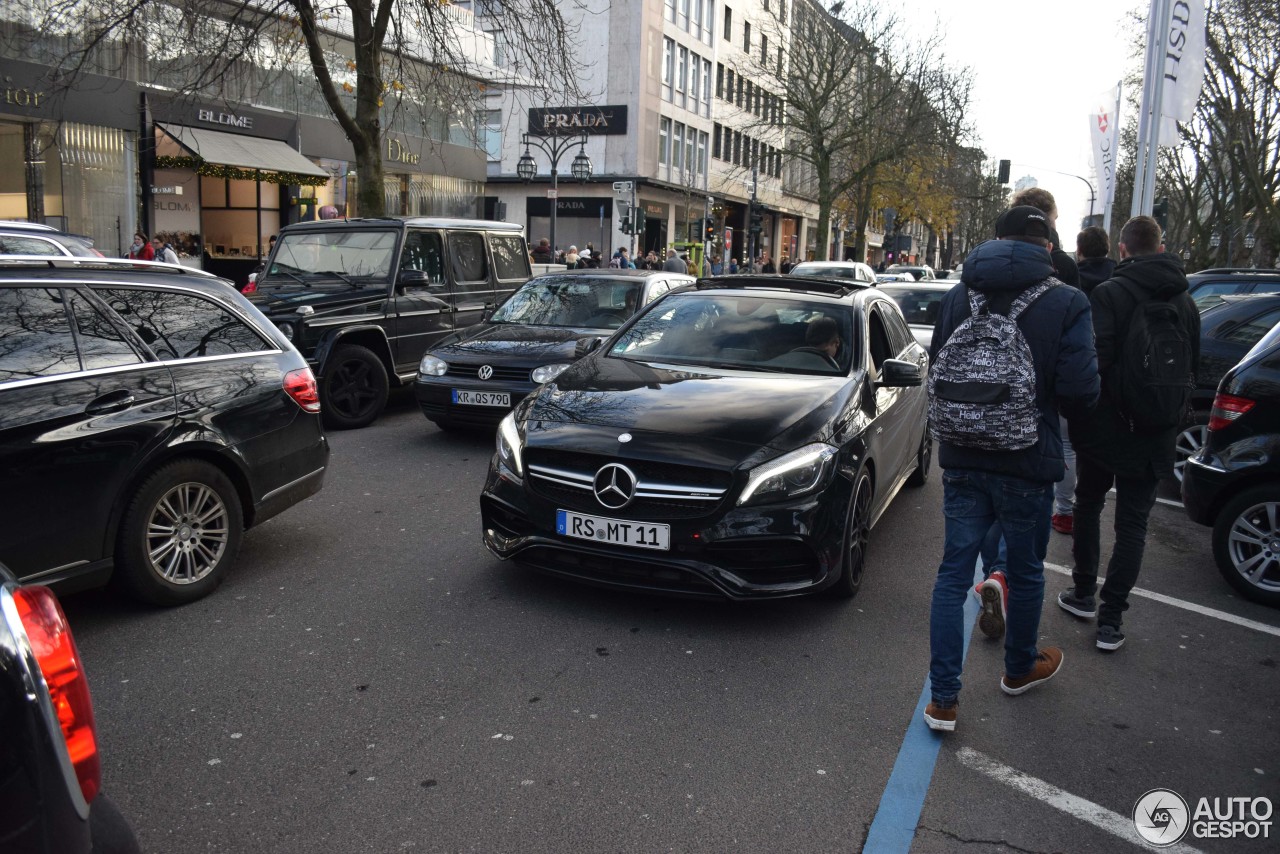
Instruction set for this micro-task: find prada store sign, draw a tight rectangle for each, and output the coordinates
[528,105,628,136]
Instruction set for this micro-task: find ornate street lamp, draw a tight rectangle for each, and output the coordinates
[516,131,592,262]
[1209,232,1221,249]
[1245,233,1257,250]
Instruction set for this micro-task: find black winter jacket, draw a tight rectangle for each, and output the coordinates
[1048,228,1080,287]
[930,239,1100,483]
[1076,257,1116,295]
[1069,252,1201,479]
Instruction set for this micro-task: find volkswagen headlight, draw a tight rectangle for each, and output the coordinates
[737,443,838,506]
[531,363,571,384]
[496,411,524,478]
[419,354,448,377]
[276,321,295,341]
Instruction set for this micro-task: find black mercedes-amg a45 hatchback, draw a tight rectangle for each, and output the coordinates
[480,275,930,600]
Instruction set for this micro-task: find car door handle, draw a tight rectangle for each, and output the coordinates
[85,390,136,415]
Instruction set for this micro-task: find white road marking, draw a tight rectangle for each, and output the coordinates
[1044,562,1280,638]
[956,748,1206,854]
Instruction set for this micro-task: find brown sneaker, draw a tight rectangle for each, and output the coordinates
[1001,647,1064,696]
[924,701,958,732]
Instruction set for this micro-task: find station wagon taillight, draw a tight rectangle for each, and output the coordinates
[1208,393,1256,431]
[283,367,321,413]
[13,585,101,803]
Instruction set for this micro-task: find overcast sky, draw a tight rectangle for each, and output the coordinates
[899,0,1142,251]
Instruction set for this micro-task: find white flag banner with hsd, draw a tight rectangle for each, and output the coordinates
[1088,86,1121,213]
[1158,0,1207,146]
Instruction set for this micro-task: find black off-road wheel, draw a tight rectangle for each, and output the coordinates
[829,470,874,599]
[322,344,389,430]
[115,460,244,606]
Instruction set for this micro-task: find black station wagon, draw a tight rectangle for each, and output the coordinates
[0,257,329,605]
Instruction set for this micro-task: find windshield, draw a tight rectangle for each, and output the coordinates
[266,229,398,285]
[608,292,853,375]
[879,285,947,326]
[491,276,642,329]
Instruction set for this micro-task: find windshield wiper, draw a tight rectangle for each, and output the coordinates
[315,270,361,288]
[260,267,307,287]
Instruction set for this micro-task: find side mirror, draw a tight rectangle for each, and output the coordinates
[397,269,430,288]
[878,358,922,387]
[574,336,605,359]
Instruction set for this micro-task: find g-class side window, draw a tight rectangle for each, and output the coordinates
[448,231,490,290]
[401,231,446,287]
[490,234,531,282]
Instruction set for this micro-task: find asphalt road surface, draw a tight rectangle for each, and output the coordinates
[65,390,1280,853]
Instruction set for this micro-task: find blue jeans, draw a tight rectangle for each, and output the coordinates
[980,524,1005,576]
[930,470,1054,703]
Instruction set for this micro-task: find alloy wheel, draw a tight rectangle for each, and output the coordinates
[331,360,380,419]
[1227,500,1280,595]
[846,475,872,585]
[1174,422,1207,483]
[145,482,230,584]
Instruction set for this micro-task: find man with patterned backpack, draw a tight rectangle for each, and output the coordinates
[921,206,1100,732]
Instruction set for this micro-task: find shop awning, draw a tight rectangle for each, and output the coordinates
[157,123,328,179]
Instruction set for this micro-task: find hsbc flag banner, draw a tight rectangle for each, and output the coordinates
[1158,0,1207,146]
[1089,83,1122,232]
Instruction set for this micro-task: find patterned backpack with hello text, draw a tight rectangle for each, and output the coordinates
[928,281,1057,451]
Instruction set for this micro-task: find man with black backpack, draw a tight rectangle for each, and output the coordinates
[1059,216,1199,651]
[923,206,1099,732]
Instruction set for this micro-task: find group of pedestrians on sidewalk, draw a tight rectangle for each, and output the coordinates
[922,194,1200,733]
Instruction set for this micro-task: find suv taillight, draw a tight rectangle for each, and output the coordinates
[13,586,101,803]
[283,367,321,413]
[1208,393,1256,431]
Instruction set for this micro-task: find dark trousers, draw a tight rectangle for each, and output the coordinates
[1071,455,1159,626]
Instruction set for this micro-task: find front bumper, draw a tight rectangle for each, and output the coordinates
[415,377,534,427]
[479,458,851,600]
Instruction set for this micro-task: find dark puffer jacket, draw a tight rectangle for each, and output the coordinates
[930,239,1100,483]
[1076,257,1116,295]
[1069,252,1201,479]
[1049,228,1080,287]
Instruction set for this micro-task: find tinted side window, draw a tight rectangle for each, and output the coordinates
[0,234,66,256]
[100,289,269,359]
[1221,307,1280,348]
[448,232,490,290]
[880,303,914,354]
[400,231,445,287]
[490,234,531,281]
[867,308,893,372]
[0,287,81,381]
[68,291,143,370]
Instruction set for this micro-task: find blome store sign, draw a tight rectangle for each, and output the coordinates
[1133,788,1272,846]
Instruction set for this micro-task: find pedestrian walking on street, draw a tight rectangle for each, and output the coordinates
[151,237,178,265]
[127,232,154,261]
[1060,216,1199,652]
[662,248,687,273]
[923,205,1099,732]
[1010,187,1080,287]
[531,239,554,264]
[1075,226,1116,296]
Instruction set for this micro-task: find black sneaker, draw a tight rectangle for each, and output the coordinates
[1096,624,1125,651]
[1057,588,1097,619]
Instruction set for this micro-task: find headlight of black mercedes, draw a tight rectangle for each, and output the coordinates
[737,443,839,506]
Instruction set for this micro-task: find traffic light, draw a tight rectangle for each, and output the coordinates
[748,205,763,234]
[705,218,715,239]
[1152,197,1169,232]
[997,159,1011,184]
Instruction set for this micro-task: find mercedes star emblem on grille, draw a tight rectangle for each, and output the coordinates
[593,463,638,510]
[477,365,494,380]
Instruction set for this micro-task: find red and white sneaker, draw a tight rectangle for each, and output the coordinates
[977,570,1009,640]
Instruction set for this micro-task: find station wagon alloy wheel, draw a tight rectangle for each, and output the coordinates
[116,460,245,605]
[1173,414,1209,483]
[147,483,230,584]
[1212,486,1280,606]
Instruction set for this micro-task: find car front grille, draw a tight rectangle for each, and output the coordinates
[447,363,530,382]
[525,451,731,519]
[516,546,721,595]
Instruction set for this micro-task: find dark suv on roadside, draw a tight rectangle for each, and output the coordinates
[0,257,329,605]
[1182,317,1280,607]
[249,217,532,429]
[1187,267,1280,311]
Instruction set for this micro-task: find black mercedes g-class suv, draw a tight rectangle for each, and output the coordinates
[249,217,532,429]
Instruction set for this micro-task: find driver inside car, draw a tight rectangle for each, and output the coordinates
[797,316,841,368]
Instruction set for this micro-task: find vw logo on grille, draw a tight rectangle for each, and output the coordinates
[593,463,638,510]
[477,365,494,380]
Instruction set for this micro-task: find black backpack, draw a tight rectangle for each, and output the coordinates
[1112,282,1193,433]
